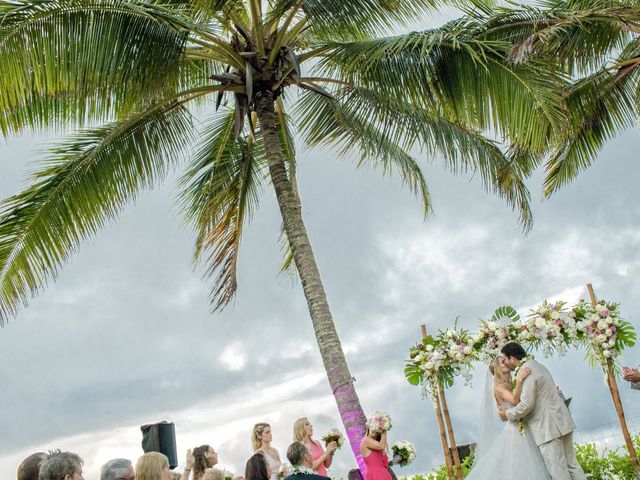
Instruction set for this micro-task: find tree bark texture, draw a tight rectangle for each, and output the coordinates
[255,90,368,472]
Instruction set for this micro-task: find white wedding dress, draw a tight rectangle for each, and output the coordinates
[466,399,551,480]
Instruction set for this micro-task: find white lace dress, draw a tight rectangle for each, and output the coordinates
[466,400,551,479]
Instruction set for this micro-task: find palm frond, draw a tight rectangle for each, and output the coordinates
[485,1,637,74]
[297,86,536,227]
[0,0,195,133]
[544,49,640,195]
[0,99,196,324]
[179,109,266,310]
[296,89,432,215]
[283,0,496,40]
[315,19,566,153]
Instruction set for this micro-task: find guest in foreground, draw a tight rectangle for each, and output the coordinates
[193,445,218,480]
[284,442,329,480]
[136,452,171,480]
[38,450,83,480]
[253,423,281,480]
[360,427,390,480]
[17,452,49,480]
[292,418,336,476]
[100,458,134,480]
[202,468,225,480]
[245,454,270,480]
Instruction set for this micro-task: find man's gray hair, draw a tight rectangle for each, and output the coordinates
[39,450,83,480]
[101,458,133,480]
[286,442,308,467]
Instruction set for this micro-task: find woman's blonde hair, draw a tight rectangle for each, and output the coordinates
[489,357,509,388]
[136,452,168,480]
[292,418,309,443]
[252,423,270,451]
[202,468,225,480]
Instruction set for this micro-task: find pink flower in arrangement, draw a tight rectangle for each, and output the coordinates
[599,309,610,318]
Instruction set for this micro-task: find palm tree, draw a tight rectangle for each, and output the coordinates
[481,0,640,195]
[0,0,564,465]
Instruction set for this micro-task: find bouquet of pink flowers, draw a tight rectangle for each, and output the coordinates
[366,411,392,433]
[321,428,345,449]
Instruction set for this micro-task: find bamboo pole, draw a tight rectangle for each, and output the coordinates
[422,325,455,480]
[586,283,639,473]
[438,384,464,480]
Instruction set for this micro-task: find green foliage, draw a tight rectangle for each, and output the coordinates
[575,441,636,480]
[408,437,640,479]
[484,0,640,194]
[0,0,570,322]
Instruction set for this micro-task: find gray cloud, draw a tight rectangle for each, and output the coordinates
[1,109,639,479]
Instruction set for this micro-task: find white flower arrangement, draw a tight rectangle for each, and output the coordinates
[390,440,416,467]
[475,320,521,361]
[407,328,478,398]
[525,301,575,357]
[573,300,624,364]
[321,428,345,448]
[366,411,392,433]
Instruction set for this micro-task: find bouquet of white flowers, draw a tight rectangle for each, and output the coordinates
[321,428,345,449]
[390,440,416,467]
[366,411,392,433]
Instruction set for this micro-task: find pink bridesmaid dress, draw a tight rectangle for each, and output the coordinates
[309,441,328,476]
[363,450,391,480]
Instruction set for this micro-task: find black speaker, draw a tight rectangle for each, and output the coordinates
[141,421,178,469]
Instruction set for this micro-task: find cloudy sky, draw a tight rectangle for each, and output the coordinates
[2,10,640,480]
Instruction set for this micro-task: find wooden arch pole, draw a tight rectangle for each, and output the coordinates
[587,283,639,473]
[438,384,464,480]
[421,325,455,480]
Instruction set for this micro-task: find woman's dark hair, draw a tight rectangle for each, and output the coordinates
[245,453,270,480]
[501,342,527,360]
[192,445,211,480]
[365,427,381,442]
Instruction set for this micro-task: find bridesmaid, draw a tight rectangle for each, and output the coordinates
[292,418,337,476]
[360,427,391,480]
[253,423,282,480]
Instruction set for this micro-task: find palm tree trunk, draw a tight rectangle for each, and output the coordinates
[255,90,368,472]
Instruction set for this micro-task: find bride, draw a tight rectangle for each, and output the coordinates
[466,356,551,479]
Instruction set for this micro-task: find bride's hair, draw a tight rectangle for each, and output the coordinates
[489,357,510,388]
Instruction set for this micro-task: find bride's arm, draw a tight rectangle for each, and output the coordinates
[495,368,531,405]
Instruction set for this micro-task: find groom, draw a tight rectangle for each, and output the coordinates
[498,342,586,480]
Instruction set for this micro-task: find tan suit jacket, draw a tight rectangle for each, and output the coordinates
[505,359,575,446]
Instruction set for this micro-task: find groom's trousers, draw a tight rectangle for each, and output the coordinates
[538,432,586,480]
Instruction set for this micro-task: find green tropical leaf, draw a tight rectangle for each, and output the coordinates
[179,109,266,309]
[404,361,424,385]
[315,19,566,153]
[0,0,193,133]
[0,99,195,324]
[491,305,520,323]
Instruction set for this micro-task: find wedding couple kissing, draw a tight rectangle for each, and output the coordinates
[467,342,586,480]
